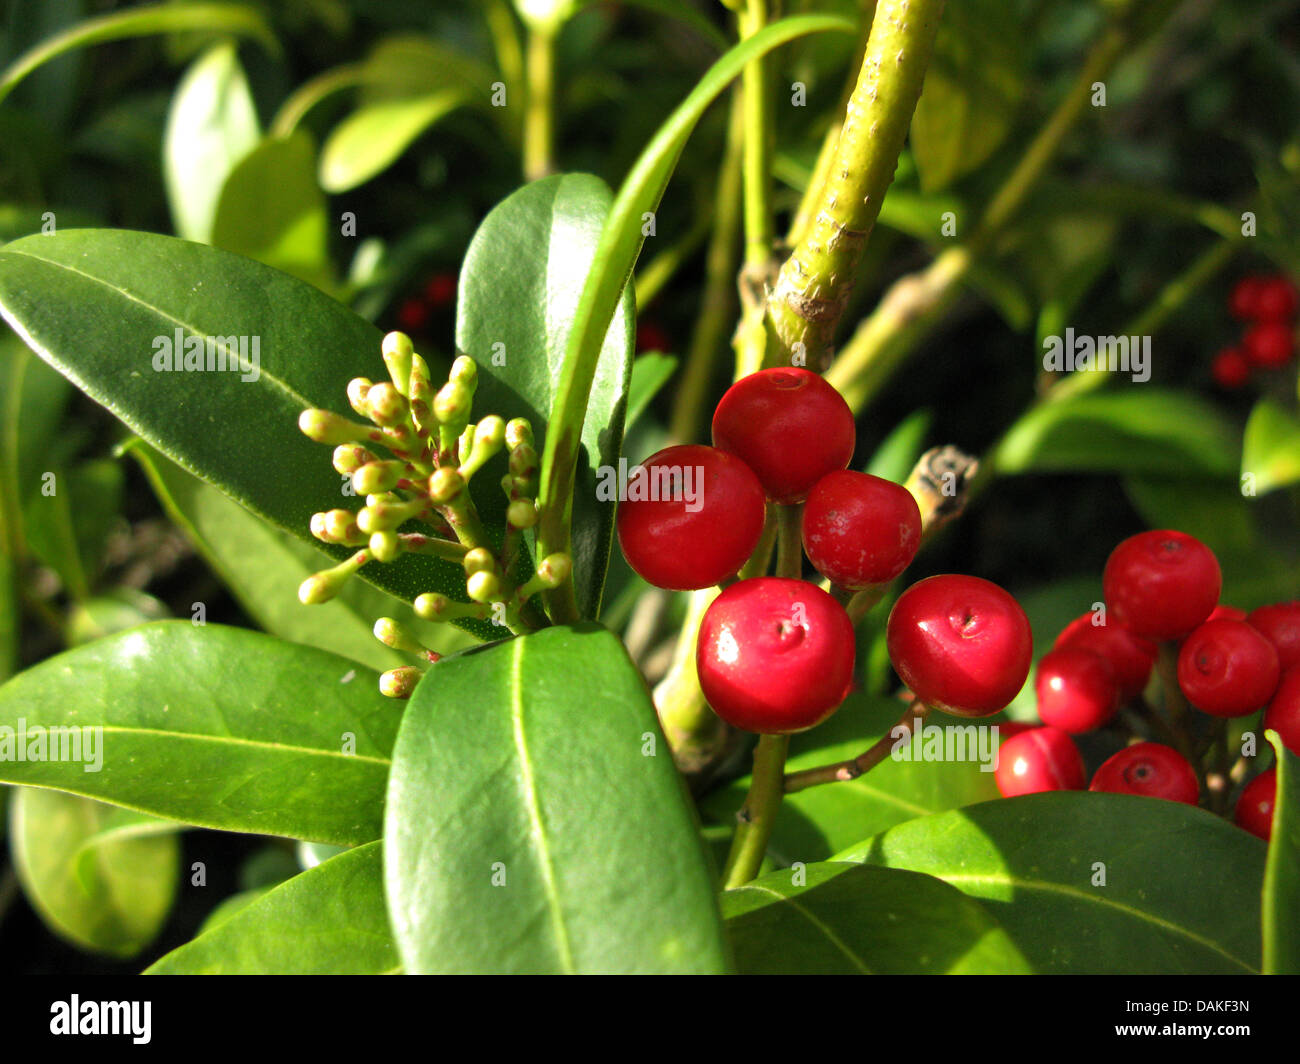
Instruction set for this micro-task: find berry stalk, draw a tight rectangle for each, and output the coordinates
[721,732,789,889]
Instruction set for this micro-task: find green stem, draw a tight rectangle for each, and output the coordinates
[722,732,789,888]
[784,698,928,792]
[766,0,945,365]
[269,64,365,137]
[739,0,773,271]
[523,23,557,181]
[1154,641,1195,763]
[775,503,803,579]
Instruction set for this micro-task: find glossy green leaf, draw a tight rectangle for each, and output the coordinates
[10,787,178,957]
[148,841,399,974]
[704,694,1000,863]
[67,588,170,647]
[723,861,1031,974]
[0,228,479,621]
[320,90,469,193]
[1263,731,1299,974]
[457,174,635,618]
[23,459,124,600]
[0,3,276,107]
[164,42,261,243]
[126,440,473,671]
[212,131,335,291]
[864,408,932,482]
[1242,397,1300,496]
[910,0,1026,192]
[386,624,729,973]
[534,13,854,619]
[0,622,398,845]
[626,352,677,429]
[993,389,1239,477]
[834,792,1266,973]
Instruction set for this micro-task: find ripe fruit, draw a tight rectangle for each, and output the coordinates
[1089,742,1199,804]
[1035,647,1120,734]
[635,320,671,354]
[616,444,765,591]
[397,297,430,333]
[1235,768,1276,841]
[1211,347,1250,389]
[1207,604,1247,622]
[1228,275,1266,321]
[1053,613,1156,700]
[995,721,1033,742]
[424,272,458,307]
[995,727,1084,797]
[1247,601,1300,671]
[697,578,855,734]
[1254,275,1298,321]
[1178,619,1280,717]
[712,368,855,504]
[801,471,922,589]
[1264,666,1300,756]
[887,574,1033,717]
[1242,319,1293,369]
[1102,530,1221,641]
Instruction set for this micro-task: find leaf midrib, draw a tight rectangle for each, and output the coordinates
[737,883,873,974]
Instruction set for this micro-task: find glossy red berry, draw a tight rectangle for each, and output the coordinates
[1178,619,1280,717]
[1210,347,1250,389]
[635,320,671,354]
[397,297,430,332]
[801,471,921,589]
[1247,601,1300,671]
[887,574,1033,717]
[1053,612,1157,700]
[424,272,457,307]
[1102,530,1221,641]
[1089,742,1199,805]
[1207,604,1247,622]
[1242,320,1293,369]
[995,727,1084,797]
[1035,647,1120,734]
[1264,666,1300,756]
[995,721,1034,742]
[1254,275,1298,321]
[1235,768,1276,841]
[1228,275,1266,321]
[712,368,855,504]
[697,578,855,734]
[616,444,765,591]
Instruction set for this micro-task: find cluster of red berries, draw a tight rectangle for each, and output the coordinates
[995,528,1296,842]
[1211,273,1297,389]
[396,271,458,335]
[617,367,1032,735]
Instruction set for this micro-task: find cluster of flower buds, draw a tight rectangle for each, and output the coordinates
[296,330,571,697]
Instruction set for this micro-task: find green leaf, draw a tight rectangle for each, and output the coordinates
[22,459,124,600]
[834,792,1266,973]
[534,12,855,619]
[148,841,399,974]
[125,440,473,670]
[0,2,276,107]
[864,408,931,482]
[164,42,261,243]
[457,174,634,618]
[385,624,729,973]
[319,90,469,194]
[10,788,178,957]
[910,0,1027,192]
[1242,397,1300,497]
[626,352,678,430]
[1263,731,1299,974]
[703,694,999,863]
[212,132,335,291]
[0,228,479,623]
[723,862,1031,974]
[0,622,398,845]
[67,588,170,647]
[993,390,1239,477]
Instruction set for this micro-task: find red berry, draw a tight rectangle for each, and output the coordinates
[1054,613,1157,700]
[1210,347,1250,389]
[635,320,671,354]
[995,727,1084,797]
[1235,768,1276,841]
[396,298,430,332]
[424,272,457,307]
[886,574,1033,717]
[1264,666,1300,756]
[1102,530,1221,641]
[801,471,921,589]
[1254,275,1298,321]
[1247,601,1300,671]
[616,444,765,591]
[995,721,1034,742]
[1177,618,1280,717]
[1035,647,1120,734]
[712,368,855,504]
[1242,320,1293,369]
[1228,275,1267,321]
[1207,604,1247,622]
[697,578,855,734]
[1089,742,1199,804]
